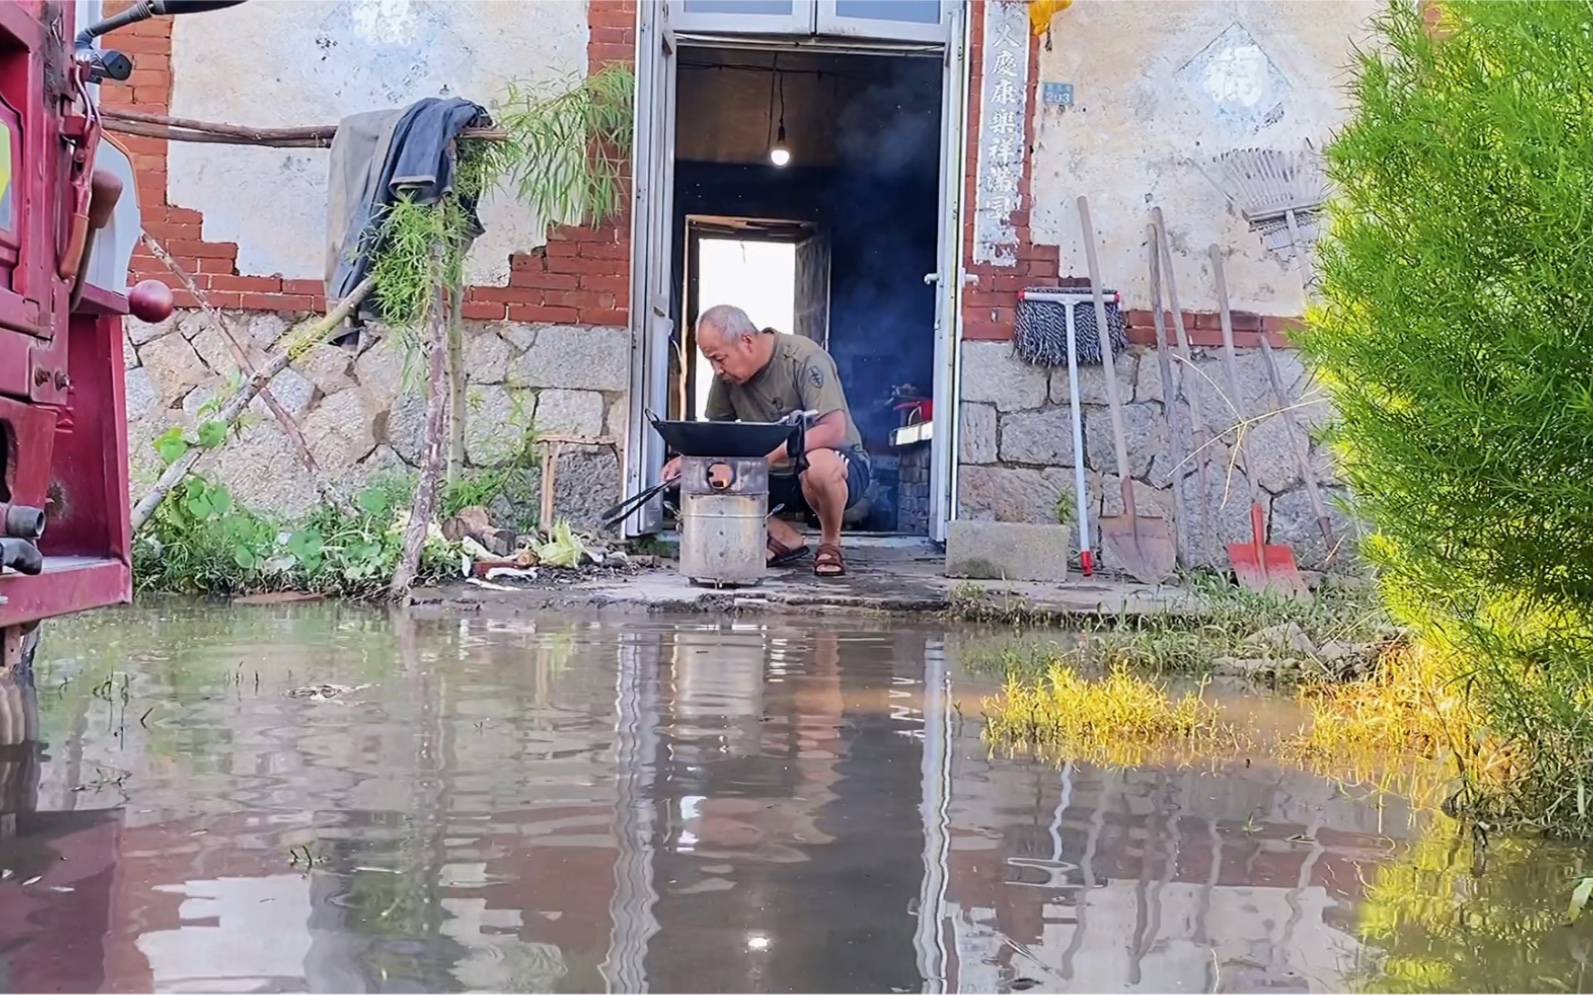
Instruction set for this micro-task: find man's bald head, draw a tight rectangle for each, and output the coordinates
[697,304,774,384]
[697,304,761,348]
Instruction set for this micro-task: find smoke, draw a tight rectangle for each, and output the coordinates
[820,57,943,446]
[833,58,942,179]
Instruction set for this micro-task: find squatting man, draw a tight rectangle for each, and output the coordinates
[662,304,870,578]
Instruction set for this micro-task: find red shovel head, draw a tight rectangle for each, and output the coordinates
[1227,505,1310,601]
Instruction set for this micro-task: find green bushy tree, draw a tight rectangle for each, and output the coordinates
[1301,0,1593,831]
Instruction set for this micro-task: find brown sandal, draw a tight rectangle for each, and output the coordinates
[767,536,809,567]
[814,543,846,577]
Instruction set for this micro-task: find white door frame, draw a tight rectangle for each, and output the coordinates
[624,7,969,540]
[623,0,679,536]
[927,2,969,542]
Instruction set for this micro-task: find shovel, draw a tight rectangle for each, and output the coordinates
[1209,245,1309,601]
[1151,207,1219,566]
[1078,196,1176,584]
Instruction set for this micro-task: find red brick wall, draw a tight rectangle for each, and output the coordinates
[1124,309,1298,350]
[102,0,635,324]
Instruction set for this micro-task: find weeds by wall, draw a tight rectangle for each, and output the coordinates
[134,471,453,599]
[132,430,546,597]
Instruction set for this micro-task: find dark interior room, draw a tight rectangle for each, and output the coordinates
[671,46,944,532]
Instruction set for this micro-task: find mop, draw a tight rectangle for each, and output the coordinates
[1014,287,1128,577]
[1013,283,1128,368]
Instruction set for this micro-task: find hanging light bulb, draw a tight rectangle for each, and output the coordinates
[768,67,790,167]
[770,122,790,167]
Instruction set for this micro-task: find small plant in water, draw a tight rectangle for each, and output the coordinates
[287,843,322,870]
[982,662,1241,765]
[1287,640,1468,760]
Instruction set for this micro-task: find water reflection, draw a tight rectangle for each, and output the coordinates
[0,604,1586,993]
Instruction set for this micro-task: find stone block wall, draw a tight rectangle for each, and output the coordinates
[123,312,630,529]
[897,444,932,535]
[957,339,1353,572]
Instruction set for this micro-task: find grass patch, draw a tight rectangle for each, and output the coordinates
[978,650,1466,824]
[982,662,1242,765]
[962,573,1399,683]
[1287,641,1469,761]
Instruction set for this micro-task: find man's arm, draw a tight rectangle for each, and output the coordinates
[762,353,850,465]
[794,353,851,451]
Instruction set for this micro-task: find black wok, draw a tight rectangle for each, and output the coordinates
[650,416,796,459]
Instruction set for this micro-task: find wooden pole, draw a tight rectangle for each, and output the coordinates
[100,108,506,149]
[445,287,467,484]
[389,252,451,598]
[130,277,376,533]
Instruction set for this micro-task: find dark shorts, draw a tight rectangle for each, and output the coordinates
[770,448,871,514]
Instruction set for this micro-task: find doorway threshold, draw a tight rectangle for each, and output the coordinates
[652,530,940,561]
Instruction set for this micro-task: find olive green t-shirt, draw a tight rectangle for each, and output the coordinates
[704,332,864,452]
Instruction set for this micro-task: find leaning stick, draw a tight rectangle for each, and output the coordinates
[140,234,345,511]
[101,108,506,149]
[130,277,376,533]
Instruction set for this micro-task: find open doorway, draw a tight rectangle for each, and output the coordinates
[691,236,795,417]
[671,45,944,535]
[679,214,831,420]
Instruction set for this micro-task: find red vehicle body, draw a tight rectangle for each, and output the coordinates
[0,2,133,673]
[0,1,239,671]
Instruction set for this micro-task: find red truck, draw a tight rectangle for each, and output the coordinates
[0,0,242,673]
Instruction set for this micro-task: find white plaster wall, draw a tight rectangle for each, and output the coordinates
[167,0,591,286]
[1029,0,1380,314]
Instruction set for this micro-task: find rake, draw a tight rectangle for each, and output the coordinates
[1203,144,1330,286]
[1205,144,1338,553]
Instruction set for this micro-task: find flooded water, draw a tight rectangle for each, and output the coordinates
[1,603,1589,993]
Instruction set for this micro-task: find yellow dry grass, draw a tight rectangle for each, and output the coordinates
[982,662,1244,766]
[1287,640,1470,759]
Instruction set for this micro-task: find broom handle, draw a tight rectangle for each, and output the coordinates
[1078,196,1136,516]
[1151,208,1210,442]
[1276,209,1335,547]
[1152,207,1216,562]
[1064,305,1093,571]
[1210,245,1264,511]
[1148,223,1189,568]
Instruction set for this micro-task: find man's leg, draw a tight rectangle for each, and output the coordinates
[798,449,850,574]
[766,474,809,565]
[767,514,807,559]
